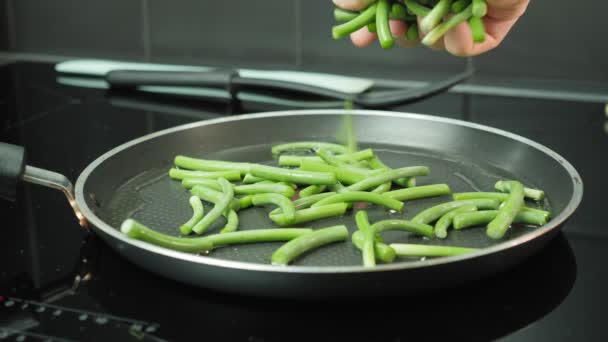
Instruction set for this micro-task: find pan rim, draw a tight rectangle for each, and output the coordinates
[75,109,583,274]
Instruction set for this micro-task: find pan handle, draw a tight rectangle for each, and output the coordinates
[0,142,88,227]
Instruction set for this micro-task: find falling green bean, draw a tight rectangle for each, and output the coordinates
[434,204,477,239]
[271,225,349,265]
[411,198,501,224]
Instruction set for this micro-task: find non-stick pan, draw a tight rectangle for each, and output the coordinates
[0,110,583,298]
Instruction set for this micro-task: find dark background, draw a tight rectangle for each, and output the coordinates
[0,0,607,86]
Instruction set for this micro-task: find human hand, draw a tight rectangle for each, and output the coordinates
[332,0,530,56]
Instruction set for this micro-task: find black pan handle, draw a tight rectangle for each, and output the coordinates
[0,142,26,201]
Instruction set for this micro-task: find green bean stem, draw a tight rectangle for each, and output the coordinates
[242,173,266,184]
[334,8,358,22]
[411,198,501,224]
[169,168,241,181]
[422,4,473,46]
[404,0,432,17]
[251,193,296,225]
[299,185,327,198]
[271,225,349,265]
[385,184,451,201]
[420,0,453,34]
[487,181,525,239]
[434,204,477,239]
[371,219,434,238]
[272,141,348,155]
[269,203,349,227]
[174,156,252,175]
[351,231,397,263]
[208,228,312,248]
[452,192,509,201]
[451,0,471,13]
[250,164,337,185]
[121,219,213,253]
[179,196,205,234]
[356,211,376,267]
[468,15,486,43]
[453,210,549,230]
[191,178,234,235]
[270,192,337,215]
[376,0,394,49]
[332,4,378,39]
[472,0,487,17]
[390,243,479,257]
[345,166,430,192]
[312,191,404,211]
[495,180,545,201]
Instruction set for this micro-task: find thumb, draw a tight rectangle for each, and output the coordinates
[333,0,375,11]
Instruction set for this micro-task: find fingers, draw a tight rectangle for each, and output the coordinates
[332,0,375,11]
[351,27,377,47]
[443,15,519,56]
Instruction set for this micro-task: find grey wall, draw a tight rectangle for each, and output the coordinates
[1,0,607,83]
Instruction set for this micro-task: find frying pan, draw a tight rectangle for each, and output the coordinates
[0,110,583,298]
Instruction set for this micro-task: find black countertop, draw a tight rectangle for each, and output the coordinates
[0,62,606,341]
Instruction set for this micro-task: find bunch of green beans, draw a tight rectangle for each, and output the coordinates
[332,0,488,49]
[120,140,550,267]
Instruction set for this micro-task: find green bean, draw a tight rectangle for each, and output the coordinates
[495,180,545,201]
[190,185,239,210]
[376,0,394,49]
[422,4,473,46]
[121,219,213,253]
[367,22,377,33]
[182,178,222,190]
[371,182,392,194]
[329,182,346,193]
[174,156,251,175]
[420,0,453,34]
[316,148,347,167]
[406,22,419,41]
[385,184,451,201]
[411,198,501,224]
[242,173,266,184]
[356,211,376,267]
[487,181,525,239]
[472,0,487,17]
[252,193,296,224]
[390,243,479,257]
[434,204,477,239]
[179,196,205,234]
[351,231,396,263]
[220,210,239,234]
[451,0,470,13]
[332,4,378,39]
[250,164,337,185]
[520,206,551,222]
[367,156,413,188]
[269,203,349,227]
[468,15,486,43]
[300,159,376,185]
[191,178,234,235]
[234,182,295,198]
[299,185,327,198]
[312,191,404,211]
[371,219,434,238]
[207,228,313,248]
[271,141,347,155]
[404,0,432,17]
[271,225,349,265]
[334,8,358,22]
[452,192,509,201]
[278,149,374,167]
[391,2,416,21]
[453,210,548,230]
[270,192,337,215]
[169,168,241,182]
[344,166,430,192]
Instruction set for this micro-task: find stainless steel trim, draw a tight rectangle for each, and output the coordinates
[75,109,583,274]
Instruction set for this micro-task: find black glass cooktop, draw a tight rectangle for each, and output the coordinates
[1,62,606,341]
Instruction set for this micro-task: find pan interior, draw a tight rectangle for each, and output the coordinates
[102,142,550,267]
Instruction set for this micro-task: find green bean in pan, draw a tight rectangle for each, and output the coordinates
[411,198,501,225]
[191,178,234,235]
[220,210,239,234]
[472,0,488,17]
[452,192,509,201]
[332,4,378,39]
[495,180,545,201]
[299,185,327,198]
[404,0,432,17]
[376,0,394,49]
[174,156,252,175]
[190,185,240,211]
[355,211,376,267]
[422,4,473,46]
[344,166,430,192]
[371,182,392,194]
[351,231,397,263]
[434,204,477,239]
[169,168,241,181]
[487,181,525,240]
[453,209,549,230]
[316,148,348,167]
[250,164,337,185]
[312,191,404,211]
[371,219,434,239]
[271,141,348,155]
[182,178,222,190]
[385,184,451,201]
[179,196,205,234]
[520,207,551,222]
[278,148,374,167]
[270,192,337,215]
[390,243,479,257]
[242,173,266,184]
[334,8,358,22]
[367,156,414,188]
[251,193,296,225]
[121,219,213,253]
[468,15,486,43]
[300,159,376,185]
[269,203,349,227]
[234,182,295,198]
[420,0,452,34]
[207,228,313,248]
[271,225,349,266]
